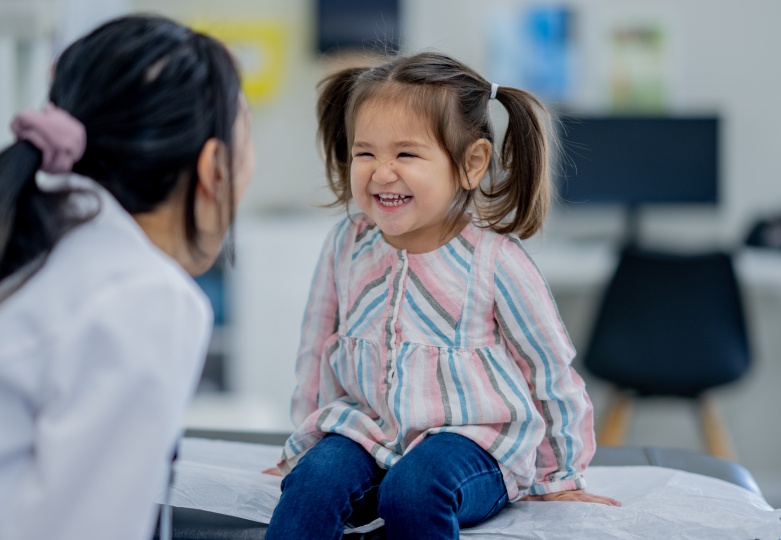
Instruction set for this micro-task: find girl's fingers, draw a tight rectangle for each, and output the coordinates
[520,491,622,506]
[262,466,283,477]
[582,493,621,506]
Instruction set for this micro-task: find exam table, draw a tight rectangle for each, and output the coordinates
[152,428,767,540]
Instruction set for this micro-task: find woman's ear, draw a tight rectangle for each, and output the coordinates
[461,138,492,190]
[196,137,228,202]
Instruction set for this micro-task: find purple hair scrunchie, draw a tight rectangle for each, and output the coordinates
[10,103,87,175]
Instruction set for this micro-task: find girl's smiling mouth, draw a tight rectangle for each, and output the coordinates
[375,193,413,209]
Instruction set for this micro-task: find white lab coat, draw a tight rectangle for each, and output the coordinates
[0,179,213,540]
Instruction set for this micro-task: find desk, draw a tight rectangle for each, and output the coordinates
[529,241,781,296]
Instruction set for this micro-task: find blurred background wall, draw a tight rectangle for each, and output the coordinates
[1,0,779,507]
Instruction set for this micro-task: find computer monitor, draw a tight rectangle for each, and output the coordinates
[317,0,400,54]
[555,117,719,206]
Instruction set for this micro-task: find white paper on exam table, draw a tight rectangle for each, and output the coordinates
[155,438,781,539]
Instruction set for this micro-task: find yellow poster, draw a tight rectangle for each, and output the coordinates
[191,20,287,105]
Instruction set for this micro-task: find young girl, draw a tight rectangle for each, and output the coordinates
[0,16,253,540]
[266,52,618,540]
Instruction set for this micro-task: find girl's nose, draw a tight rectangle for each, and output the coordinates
[372,159,397,184]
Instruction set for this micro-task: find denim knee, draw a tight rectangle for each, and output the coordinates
[282,435,381,501]
[378,463,453,518]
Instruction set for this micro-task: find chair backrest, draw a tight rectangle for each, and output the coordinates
[583,249,750,397]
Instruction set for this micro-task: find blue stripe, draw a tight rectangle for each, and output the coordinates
[496,264,564,380]
[348,293,386,335]
[330,406,355,432]
[439,246,469,282]
[447,348,469,424]
[402,303,436,341]
[495,265,576,470]
[351,228,382,261]
[457,350,480,425]
[392,342,411,430]
[445,242,470,272]
[356,344,365,401]
[360,340,374,410]
[406,292,453,346]
[455,266,477,349]
[351,301,386,337]
[404,346,414,433]
[483,348,535,463]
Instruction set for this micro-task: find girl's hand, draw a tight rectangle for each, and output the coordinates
[262,466,283,477]
[520,490,621,506]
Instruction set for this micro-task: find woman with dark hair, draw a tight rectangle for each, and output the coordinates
[0,15,254,540]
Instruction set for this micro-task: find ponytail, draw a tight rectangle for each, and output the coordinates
[317,67,368,210]
[482,87,551,238]
[0,141,95,282]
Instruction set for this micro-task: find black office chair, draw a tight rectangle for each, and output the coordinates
[584,249,750,459]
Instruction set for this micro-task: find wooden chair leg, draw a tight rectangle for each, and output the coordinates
[698,393,738,461]
[598,389,634,446]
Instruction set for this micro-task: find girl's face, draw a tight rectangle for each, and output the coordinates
[350,99,462,254]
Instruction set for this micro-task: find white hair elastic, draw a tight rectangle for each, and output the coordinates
[489,83,499,100]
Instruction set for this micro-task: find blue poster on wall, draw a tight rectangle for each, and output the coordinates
[487,5,575,105]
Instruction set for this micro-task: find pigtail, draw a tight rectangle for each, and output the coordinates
[482,87,551,239]
[316,67,367,209]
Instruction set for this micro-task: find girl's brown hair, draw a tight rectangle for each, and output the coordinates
[317,52,553,239]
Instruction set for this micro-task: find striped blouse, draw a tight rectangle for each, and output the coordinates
[279,214,595,500]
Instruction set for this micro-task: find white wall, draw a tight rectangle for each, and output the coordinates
[4,0,781,243]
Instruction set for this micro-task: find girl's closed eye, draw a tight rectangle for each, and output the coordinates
[398,152,417,158]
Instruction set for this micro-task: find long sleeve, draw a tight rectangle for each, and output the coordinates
[290,220,345,427]
[493,236,595,495]
[0,274,212,540]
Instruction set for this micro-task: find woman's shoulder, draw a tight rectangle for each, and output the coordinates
[0,192,211,355]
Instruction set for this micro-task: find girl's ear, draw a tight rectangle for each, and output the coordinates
[461,138,492,190]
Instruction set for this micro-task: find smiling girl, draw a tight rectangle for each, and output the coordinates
[266,52,618,540]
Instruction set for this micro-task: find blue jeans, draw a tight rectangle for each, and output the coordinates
[266,433,509,540]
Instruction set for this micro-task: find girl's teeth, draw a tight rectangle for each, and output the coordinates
[378,195,410,207]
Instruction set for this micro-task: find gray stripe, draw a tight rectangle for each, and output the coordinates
[333,306,340,333]
[328,339,340,357]
[476,349,518,422]
[370,444,383,459]
[541,401,565,475]
[355,223,376,244]
[506,235,575,350]
[407,269,457,329]
[315,407,335,431]
[487,421,512,453]
[492,321,502,345]
[384,254,404,350]
[494,308,539,400]
[435,350,453,425]
[383,253,405,403]
[456,234,475,254]
[506,237,568,478]
[346,267,391,319]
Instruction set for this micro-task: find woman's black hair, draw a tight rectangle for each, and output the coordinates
[0,15,241,282]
